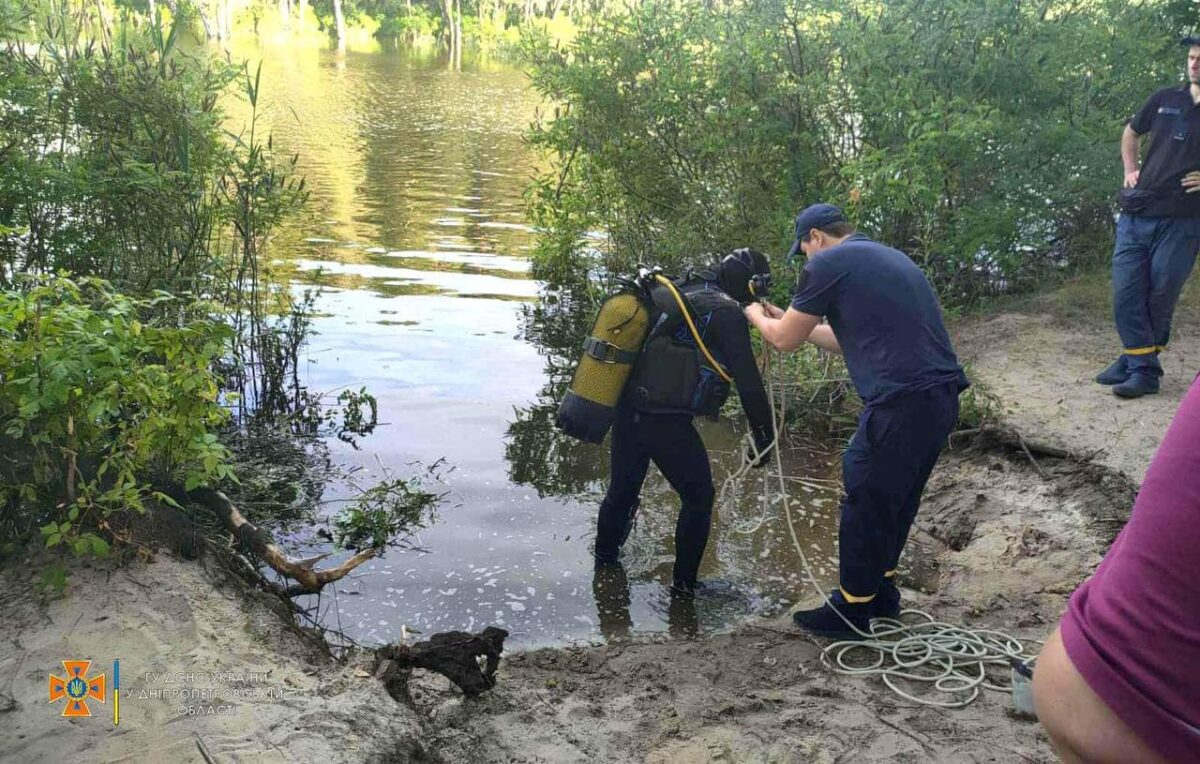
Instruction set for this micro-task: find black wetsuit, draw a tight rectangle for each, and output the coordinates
[593,279,773,587]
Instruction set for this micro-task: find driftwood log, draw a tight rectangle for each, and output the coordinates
[184,487,376,595]
[374,626,509,698]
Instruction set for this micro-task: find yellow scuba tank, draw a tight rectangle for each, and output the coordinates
[556,291,652,444]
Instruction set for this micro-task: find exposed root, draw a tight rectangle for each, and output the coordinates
[374,626,510,698]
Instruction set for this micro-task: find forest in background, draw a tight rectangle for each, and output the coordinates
[525,0,1196,308]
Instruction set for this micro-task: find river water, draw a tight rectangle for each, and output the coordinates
[225,41,847,649]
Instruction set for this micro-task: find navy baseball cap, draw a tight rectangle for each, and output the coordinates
[1182,34,1200,46]
[785,203,845,260]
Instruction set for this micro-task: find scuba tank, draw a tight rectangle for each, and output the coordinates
[556,269,733,443]
[555,287,653,444]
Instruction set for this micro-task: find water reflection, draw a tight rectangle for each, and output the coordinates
[505,286,607,498]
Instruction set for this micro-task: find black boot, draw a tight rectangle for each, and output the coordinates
[1095,355,1129,385]
[792,590,872,640]
[871,578,901,620]
[594,497,641,563]
[1113,372,1160,399]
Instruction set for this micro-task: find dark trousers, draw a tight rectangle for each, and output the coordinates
[1112,214,1200,375]
[838,384,959,600]
[594,405,714,586]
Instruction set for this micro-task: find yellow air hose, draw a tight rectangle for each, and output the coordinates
[653,275,732,384]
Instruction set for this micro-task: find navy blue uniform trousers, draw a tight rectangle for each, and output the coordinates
[1112,214,1200,374]
[839,382,959,601]
[594,405,714,586]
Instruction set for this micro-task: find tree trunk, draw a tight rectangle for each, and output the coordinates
[298,0,307,32]
[196,1,216,37]
[279,0,290,31]
[456,0,463,68]
[333,0,346,50]
[454,0,462,59]
[147,0,156,22]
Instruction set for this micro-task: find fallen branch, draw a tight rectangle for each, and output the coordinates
[374,626,509,697]
[185,487,376,595]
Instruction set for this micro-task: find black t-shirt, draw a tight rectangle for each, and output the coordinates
[1129,86,1200,218]
[791,235,967,406]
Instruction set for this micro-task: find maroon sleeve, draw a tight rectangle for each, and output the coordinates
[1059,377,1200,763]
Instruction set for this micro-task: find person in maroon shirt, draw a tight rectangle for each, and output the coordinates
[1033,377,1200,763]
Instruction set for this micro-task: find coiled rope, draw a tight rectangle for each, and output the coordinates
[720,341,1038,707]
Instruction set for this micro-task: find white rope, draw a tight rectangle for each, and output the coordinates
[723,338,1038,706]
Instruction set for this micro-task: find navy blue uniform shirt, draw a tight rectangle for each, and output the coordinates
[790,234,967,406]
[1128,86,1200,218]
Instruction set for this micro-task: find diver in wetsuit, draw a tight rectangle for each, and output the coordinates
[592,249,776,594]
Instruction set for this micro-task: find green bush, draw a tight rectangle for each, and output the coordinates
[0,275,234,557]
[523,0,1183,305]
[0,3,238,295]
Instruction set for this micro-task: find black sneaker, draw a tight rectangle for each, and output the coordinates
[1113,372,1160,399]
[1095,356,1129,386]
[871,578,901,620]
[792,590,871,640]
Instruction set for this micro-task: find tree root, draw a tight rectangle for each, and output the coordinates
[374,626,509,698]
[185,486,376,595]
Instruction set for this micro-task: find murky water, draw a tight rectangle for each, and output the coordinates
[224,41,846,648]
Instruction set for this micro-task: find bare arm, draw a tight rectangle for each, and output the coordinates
[807,324,842,354]
[744,303,822,352]
[1122,124,1141,188]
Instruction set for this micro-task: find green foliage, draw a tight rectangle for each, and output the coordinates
[523,1,793,286]
[371,2,441,39]
[336,387,379,442]
[333,476,440,551]
[0,2,239,294]
[0,275,234,554]
[957,365,1003,430]
[523,0,1183,304]
[0,2,442,580]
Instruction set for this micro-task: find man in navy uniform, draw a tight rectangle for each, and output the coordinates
[745,204,967,639]
[1096,35,1200,398]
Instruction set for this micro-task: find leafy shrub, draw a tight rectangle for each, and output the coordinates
[0,275,234,556]
[523,0,1183,305]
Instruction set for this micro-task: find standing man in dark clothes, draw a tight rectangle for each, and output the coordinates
[1096,35,1200,398]
[593,250,776,595]
[745,204,967,639]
